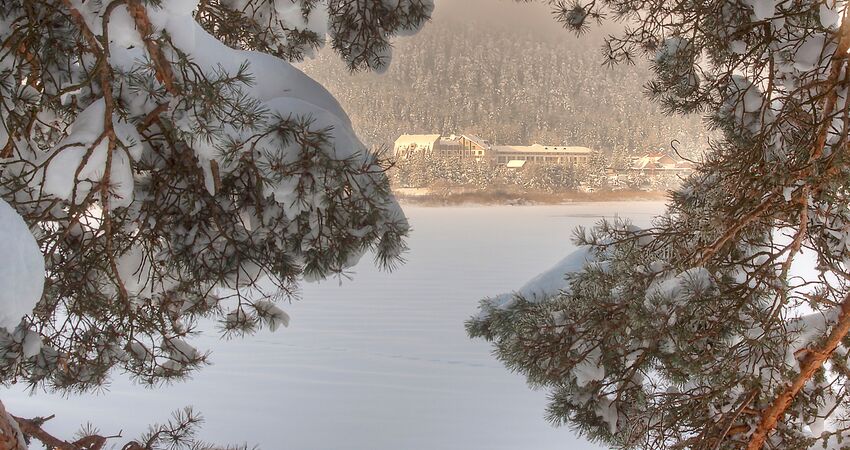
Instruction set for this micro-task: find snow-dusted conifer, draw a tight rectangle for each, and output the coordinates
[469,1,850,449]
[0,0,431,395]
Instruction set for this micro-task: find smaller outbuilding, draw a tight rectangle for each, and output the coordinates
[630,152,695,174]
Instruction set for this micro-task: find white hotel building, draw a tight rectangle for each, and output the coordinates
[393,133,595,166]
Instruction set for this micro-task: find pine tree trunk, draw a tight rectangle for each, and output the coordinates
[0,400,24,450]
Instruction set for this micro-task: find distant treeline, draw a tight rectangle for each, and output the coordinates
[390,153,684,193]
[298,10,708,158]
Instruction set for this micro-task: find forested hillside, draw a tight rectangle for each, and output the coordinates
[298,0,708,157]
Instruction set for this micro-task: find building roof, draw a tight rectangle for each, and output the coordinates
[461,134,490,149]
[394,134,441,148]
[630,152,694,170]
[438,135,462,146]
[493,144,593,154]
[505,160,527,168]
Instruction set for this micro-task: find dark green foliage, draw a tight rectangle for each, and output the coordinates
[469,1,850,448]
[0,0,426,393]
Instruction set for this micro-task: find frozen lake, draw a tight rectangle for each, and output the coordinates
[5,202,665,450]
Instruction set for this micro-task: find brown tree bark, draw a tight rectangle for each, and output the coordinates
[746,293,850,449]
[743,10,850,449]
[0,400,25,450]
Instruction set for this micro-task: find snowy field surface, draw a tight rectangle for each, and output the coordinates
[5,202,665,450]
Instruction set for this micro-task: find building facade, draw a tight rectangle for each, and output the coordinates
[491,144,594,165]
[394,133,594,166]
[394,134,492,161]
[393,134,441,159]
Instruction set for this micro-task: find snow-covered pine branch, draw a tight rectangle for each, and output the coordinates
[0,0,431,392]
[470,1,850,449]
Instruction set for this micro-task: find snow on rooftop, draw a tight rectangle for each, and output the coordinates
[394,134,442,147]
[630,152,693,170]
[493,144,593,154]
[396,134,441,141]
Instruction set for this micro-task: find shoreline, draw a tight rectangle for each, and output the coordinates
[393,188,669,206]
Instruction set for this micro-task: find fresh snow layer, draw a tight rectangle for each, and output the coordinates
[507,246,592,300]
[39,99,142,208]
[479,246,593,318]
[4,203,663,450]
[39,0,408,241]
[0,199,44,332]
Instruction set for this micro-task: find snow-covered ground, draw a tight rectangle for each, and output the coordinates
[5,202,665,450]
